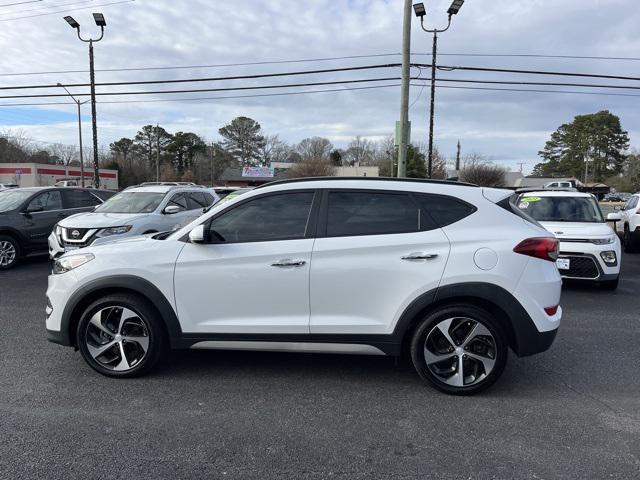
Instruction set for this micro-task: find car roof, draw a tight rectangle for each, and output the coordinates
[520,190,593,198]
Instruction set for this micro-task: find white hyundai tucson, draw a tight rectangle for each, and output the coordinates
[46,178,562,395]
[516,190,621,290]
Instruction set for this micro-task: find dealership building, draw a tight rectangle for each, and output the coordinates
[0,163,119,190]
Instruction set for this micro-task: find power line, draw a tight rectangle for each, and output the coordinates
[0,64,400,91]
[0,0,41,7]
[4,51,640,78]
[414,63,640,82]
[0,0,95,17]
[0,77,403,99]
[429,83,640,98]
[0,0,133,21]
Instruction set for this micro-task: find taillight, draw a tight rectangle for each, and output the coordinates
[513,237,559,262]
[544,305,559,316]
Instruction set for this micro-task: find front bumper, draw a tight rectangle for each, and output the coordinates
[45,270,79,346]
[48,231,65,260]
[557,242,620,282]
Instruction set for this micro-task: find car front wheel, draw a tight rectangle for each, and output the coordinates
[0,235,20,270]
[77,293,167,378]
[410,304,508,395]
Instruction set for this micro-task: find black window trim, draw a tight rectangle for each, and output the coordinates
[189,189,321,245]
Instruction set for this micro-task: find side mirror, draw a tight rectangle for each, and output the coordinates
[607,212,622,222]
[26,205,44,213]
[188,225,205,244]
[164,205,181,215]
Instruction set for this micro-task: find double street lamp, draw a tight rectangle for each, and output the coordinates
[63,13,106,188]
[413,1,465,178]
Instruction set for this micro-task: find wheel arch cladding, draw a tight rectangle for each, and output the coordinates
[396,282,545,357]
[61,275,182,348]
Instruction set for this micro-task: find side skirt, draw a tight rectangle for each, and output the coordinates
[190,341,387,356]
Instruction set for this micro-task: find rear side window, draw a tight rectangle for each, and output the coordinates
[326,191,419,237]
[416,194,476,227]
[63,190,101,208]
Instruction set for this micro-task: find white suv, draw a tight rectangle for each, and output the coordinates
[609,193,640,253]
[516,191,621,290]
[48,185,218,258]
[46,178,562,395]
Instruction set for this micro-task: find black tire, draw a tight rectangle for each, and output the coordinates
[623,225,637,253]
[600,278,619,291]
[410,304,508,395]
[76,293,167,378]
[0,234,21,270]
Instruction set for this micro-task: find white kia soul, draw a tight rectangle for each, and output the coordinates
[516,191,621,290]
[46,178,562,395]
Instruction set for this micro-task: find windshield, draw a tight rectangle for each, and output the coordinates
[517,195,604,223]
[0,190,32,212]
[95,191,165,214]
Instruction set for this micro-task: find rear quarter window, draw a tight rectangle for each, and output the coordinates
[416,194,477,228]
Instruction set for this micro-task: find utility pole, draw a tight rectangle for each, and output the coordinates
[397,0,412,178]
[517,162,525,173]
[414,1,465,178]
[63,13,107,188]
[210,142,215,186]
[455,139,461,171]
[156,124,160,182]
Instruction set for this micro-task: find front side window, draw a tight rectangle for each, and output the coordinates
[326,191,419,237]
[95,192,165,214]
[625,196,639,211]
[209,192,314,243]
[187,192,209,210]
[168,193,188,212]
[517,196,604,223]
[27,191,62,212]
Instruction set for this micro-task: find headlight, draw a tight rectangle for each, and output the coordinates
[590,236,615,245]
[53,253,95,275]
[96,225,132,237]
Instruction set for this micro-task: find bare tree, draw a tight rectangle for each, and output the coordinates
[346,136,375,166]
[459,154,506,187]
[261,135,292,165]
[49,143,78,167]
[286,157,336,178]
[297,137,333,161]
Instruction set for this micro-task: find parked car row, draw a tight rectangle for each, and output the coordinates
[0,184,220,269]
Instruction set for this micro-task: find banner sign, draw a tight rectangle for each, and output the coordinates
[242,166,274,178]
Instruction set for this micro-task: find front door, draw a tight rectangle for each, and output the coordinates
[174,190,318,334]
[21,190,65,249]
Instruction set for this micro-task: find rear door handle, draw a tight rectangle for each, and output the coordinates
[271,259,307,267]
[402,253,438,261]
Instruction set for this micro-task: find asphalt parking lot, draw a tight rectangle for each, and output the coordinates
[1,255,639,479]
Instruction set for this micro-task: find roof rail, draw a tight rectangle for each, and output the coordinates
[256,176,478,189]
[516,187,579,194]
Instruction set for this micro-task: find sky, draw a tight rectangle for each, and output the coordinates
[0,0,639,174]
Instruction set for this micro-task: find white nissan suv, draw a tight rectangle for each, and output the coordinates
[48,184,218,258]
[46,178,562,395]
[516,190,621,290]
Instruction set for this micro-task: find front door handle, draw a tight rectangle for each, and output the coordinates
[402,253,438,261]
[271,259,307,267]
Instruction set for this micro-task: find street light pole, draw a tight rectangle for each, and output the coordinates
[64,13,106,188]
[56,83,89,187]
[413,1,464,178]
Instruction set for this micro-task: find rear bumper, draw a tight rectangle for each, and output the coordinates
[46,328,69,346]
[516,326,558,357]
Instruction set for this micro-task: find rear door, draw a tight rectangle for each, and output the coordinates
[61,189,102,215]
[309,189,450,335]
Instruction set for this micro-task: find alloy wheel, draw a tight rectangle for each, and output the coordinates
[84,306,150,372]
[0,240,16,267]
[424,317,497,387]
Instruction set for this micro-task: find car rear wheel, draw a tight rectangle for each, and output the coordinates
[0,235,20,270]
[76,293,167,378]
[410,304,508,395]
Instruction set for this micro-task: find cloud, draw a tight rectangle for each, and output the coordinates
[0,0,638,173]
